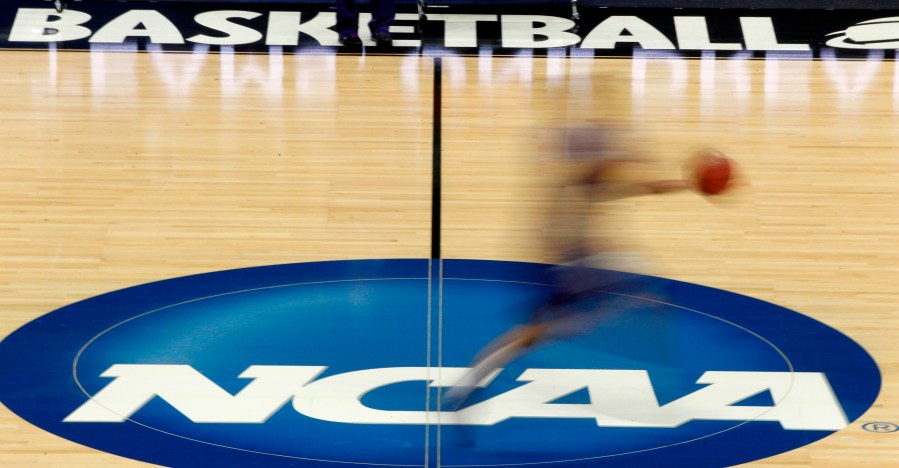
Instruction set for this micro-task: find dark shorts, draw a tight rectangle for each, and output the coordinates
[530,262,640,324]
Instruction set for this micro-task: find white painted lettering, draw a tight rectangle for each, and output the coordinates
[266,11,338,46]
[64,365,325,423]
[65,365,849,431]
[581,16,676,50]
[428,14,498,48]
[500,15,580,49]
[188,11,264,45]
[89,10,185,44]
[658,371,849,430]
[293,367,472,424]
[9,8,92,42]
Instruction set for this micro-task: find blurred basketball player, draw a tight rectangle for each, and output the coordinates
[442,122,698,436]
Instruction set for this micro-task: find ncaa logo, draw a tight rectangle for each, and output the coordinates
[0,259,880,466]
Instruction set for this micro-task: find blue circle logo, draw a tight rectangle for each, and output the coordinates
[0,259,881,466]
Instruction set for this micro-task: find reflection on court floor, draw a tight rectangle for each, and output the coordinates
[0,2,897,467]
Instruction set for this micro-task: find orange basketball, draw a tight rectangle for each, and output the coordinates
[695,150,732,195]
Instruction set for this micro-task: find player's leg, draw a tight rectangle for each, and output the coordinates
[335,0,363,46]
[369,0,396,46]
[444,324,547,407]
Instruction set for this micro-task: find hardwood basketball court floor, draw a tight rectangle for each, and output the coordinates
[0,3,896,466]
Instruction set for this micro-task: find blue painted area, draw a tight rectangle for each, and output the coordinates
[0,259,882,467]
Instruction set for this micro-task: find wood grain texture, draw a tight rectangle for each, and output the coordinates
[0,48,896,466]
[0,50,433,467]
[441,55,899,467]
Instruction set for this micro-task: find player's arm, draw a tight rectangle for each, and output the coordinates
[591,179,690,200]
[644,179,691,194]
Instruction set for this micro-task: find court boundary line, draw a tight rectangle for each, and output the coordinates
[428,56,444,468]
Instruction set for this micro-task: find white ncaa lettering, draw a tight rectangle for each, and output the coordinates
[661,371,849,430]
[64,365,326,423]
[293,367,474,424]
[457,369,663,426]
[456,369,847,430]
[65,366,848,431]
